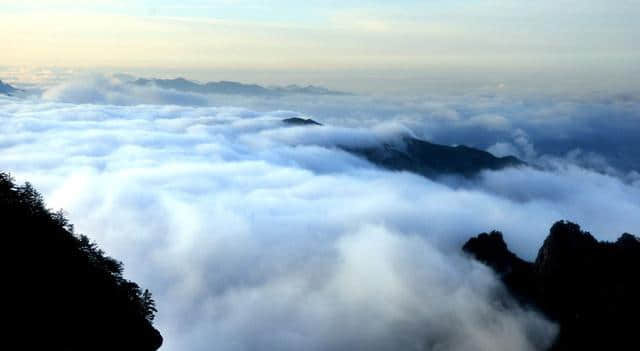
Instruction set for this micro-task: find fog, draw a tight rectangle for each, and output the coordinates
[43,75,640,174]
[2,78,639,350]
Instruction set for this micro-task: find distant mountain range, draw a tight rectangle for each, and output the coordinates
[0,80,19,96]
[282,117,524,178]
[463,221,640,350]
[132,77,349,96]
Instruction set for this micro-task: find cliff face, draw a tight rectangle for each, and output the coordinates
[463,221,640,350]
[1,172,162,351]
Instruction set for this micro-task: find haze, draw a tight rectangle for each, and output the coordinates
[2,1,639,93]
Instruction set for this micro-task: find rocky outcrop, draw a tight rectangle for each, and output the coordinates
[463,221,640,350]
[462,231,536,304]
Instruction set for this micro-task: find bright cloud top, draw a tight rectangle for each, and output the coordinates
[41,75,640,175]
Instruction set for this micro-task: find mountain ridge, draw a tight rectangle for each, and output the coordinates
[463,221,640,350]
[348,136,524,178]
[282,117,524,178]
[132,77,349,96]
[0,80,20,96]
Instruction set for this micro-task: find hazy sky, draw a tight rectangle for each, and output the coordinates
[1,1,639,92]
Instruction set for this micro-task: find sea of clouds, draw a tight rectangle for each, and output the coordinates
[1,76,639,350]
[42,75,640,174]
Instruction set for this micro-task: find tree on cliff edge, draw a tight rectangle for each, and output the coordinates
[1,172,163,351]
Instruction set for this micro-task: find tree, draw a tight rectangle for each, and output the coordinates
[142,289,157,322]
[2,171,162,350]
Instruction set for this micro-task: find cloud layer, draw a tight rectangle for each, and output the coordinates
[42,75,640,175]
[2,89,640,350]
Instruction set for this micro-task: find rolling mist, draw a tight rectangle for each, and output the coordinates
[1,76,639,350]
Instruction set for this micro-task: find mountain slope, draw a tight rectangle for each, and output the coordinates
[1,172,163,351]
[282,117,323,126]
[348,137,524,178]
[463,221,640,350]
[281,117,523,178]
[0,80,19,95]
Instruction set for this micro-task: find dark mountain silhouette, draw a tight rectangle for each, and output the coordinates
[280,117,523,178]
[272,84,349,95]
[282,117,323,126]
[1,172,162,351]
[132,77,348,96]
[0,80,19,95]
[463,221,640,350]
[348,137,524,178]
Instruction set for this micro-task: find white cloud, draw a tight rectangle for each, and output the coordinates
[2,88,640,350]
[42,74,210,106]
[39,76,640,174]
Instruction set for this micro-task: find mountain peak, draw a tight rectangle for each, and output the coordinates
[0,80,19,96]
[464,220,640,350]
[534,220,598,274]
[463,231,508,258]
[616,232,640,248]
[350,135,525,179]
[463,231,516,273]
[282,117,323,126]
[278,117,524,178]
